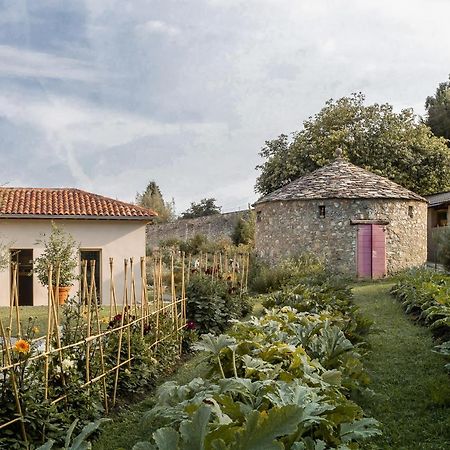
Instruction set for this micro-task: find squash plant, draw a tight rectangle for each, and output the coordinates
[134,300,380,449]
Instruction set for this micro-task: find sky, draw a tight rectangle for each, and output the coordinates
[0,0,449,213]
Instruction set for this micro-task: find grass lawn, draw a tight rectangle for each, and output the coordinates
[354,282,450,450]
[0,305,116,338]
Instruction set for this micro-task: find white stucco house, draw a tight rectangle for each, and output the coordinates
[0,187,156,306]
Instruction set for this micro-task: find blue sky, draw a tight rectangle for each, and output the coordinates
[0,0,449,213]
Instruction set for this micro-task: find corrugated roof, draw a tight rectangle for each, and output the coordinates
[425,191,450,207]
[255,158,426,204]
[0,188,157,220]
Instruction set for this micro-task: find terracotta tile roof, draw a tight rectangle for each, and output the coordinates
[425,191,450,207]
[255,158,426,204]
[0,188,157,220]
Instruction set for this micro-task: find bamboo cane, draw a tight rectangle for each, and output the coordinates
[130,258,138,319]
[140,257,146,337]
[124,259,132,370]
[91,261,109,414]
[0,319,27,444]
[109,258,118,320]
[44,265,53,400]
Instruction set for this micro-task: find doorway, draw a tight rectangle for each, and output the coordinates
[10,249,34,306]
[80,250,101,303]
[357,225,386,279]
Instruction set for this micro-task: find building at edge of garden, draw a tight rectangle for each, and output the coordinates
[0,187,156,306]
[253,153,428,278]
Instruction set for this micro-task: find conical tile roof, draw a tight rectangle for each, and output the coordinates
[255,158,426,204]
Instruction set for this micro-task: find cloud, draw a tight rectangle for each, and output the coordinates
[136,20,180,38]
[0,45,99,82]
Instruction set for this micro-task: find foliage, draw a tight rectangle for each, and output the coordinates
[231,211,256,247]
[136,181,176,223]
[432,226,450,271]
[425,74,450,143]
[36,418,111,450]
[250,254,327,294]
[0,296,183,448]
[255,93,450,196]
[133,292,379,449]
[186,274,252,335]
[391,268,450,370]
[0,240,9,271]
[181,198,221,219]
[34,222,79,287]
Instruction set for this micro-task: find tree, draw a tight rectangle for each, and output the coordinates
[136,181,175,223]
[255,93,450,196]
[181,198,221,219]
[231,211,256,246]
[426,75,450,143]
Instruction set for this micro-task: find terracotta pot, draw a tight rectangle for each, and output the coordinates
[53,286,72,305]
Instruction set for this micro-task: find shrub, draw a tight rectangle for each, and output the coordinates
[186,274,251,334]
[249,254,327,293]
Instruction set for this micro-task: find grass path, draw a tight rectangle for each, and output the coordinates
[354,282,450,450]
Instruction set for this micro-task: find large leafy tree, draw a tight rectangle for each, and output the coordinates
[256,93,450,196]
[181,198,221,219]
[426,75,450,142]
[136,181,175,222]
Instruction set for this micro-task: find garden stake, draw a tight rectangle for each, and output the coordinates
[91,261,109,414]
[85,262,92,396]
[0,318,28,446]
[13,266,21,338]
[130,257,138,319]
[187,254,192,284]
[140,257,148,336]
[109,257,118,320]
[44,265,53,401]
[124,259,132,370]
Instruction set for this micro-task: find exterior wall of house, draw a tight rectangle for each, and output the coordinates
[0,219,147,306]
[254,198,427,275]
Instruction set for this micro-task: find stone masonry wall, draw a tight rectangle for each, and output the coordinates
[254,199,427,275]
[146,210,250,249]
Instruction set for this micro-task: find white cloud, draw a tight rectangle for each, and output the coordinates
[0,45,99,82]
[135,20,180,38]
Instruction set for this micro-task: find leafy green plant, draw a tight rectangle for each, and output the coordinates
[34,222,79,287]
[186,275,251,334]
[36,418,110,450]
[391,268,450,370]
[134,292,379,449]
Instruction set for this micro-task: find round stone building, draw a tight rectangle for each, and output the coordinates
[254,156,427,278]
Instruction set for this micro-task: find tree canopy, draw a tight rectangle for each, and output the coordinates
[426,75,450,142]
[181,198,222,219]
[136,181,175,222]
[255,93,450,197]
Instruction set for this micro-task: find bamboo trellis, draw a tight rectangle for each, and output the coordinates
[0,250,250,443]
[0,254,187,443]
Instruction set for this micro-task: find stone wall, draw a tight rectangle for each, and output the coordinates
[146,210,250,249]
[254,198,427,275]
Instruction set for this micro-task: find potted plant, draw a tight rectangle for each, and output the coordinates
[34,222,79,305]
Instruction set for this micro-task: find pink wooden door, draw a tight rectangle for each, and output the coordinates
[371,225,386,279]
[357,225,386,278]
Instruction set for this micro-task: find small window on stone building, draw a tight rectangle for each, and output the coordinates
[408,206,414,218]
[319,205,326,218]
[256,211,262,222]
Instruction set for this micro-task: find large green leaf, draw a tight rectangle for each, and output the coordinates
[193,334,237,355]
[153,427,180,450]
[133,442,157,450]
[179,404,211,450]
[340,418,382,443]
[227,405,304,450]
